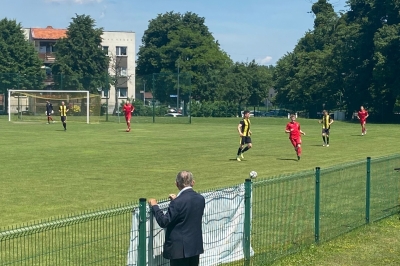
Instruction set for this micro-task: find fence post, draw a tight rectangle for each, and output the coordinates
[138,198,147,266]
[315,167,321,244]
[366,157,371,224]
[244,178,252,265]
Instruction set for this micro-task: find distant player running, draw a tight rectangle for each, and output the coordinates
[319,110,334,147]
[357,106,369,135]
[236,110,252,161]
[45,100,54,124]
[285,114,306,160]
[123,100,135,132]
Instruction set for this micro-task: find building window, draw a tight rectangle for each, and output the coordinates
[102,89,109,98]
[118,87,128,98]
[102,46,109,54]
[119,67,127,77]
[39,42,56,53]
[116,46,127,56]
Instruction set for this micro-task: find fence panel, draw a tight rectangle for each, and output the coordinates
[251,171,316,265]
[370,154,400,221]
[319,161,367,243]
[0,204,136,265]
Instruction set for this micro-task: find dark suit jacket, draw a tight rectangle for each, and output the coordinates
[152,188,205,260]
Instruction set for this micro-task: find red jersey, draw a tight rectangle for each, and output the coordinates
[286,121,301,139]
[123,104,134,116]
[358,110,368,121]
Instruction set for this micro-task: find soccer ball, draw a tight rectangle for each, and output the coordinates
[249,171,258,179]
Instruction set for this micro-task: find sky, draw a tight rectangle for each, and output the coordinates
[2,0,348,65]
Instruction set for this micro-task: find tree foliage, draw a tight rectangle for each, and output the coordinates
[0,18,44,91]
[137,11,274,109]
[273,0,400,121]
[52,14,109,93]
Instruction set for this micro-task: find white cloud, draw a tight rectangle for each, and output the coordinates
[45,0,102,4]
[259,56,273,65]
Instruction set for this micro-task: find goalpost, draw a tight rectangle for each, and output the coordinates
[8,90,101,124]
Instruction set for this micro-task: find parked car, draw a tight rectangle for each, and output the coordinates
[165,113,183,117]
[250,111,267,117]
[241,111,254,117]
[265,109,288,117]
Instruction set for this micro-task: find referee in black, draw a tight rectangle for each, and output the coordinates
[59,101,69,131]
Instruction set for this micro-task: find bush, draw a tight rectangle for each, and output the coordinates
[189,101,237,117]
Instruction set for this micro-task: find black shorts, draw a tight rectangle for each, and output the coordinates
[61,116,67,123]
[240,136,252,145]
[46,112,52,116]
[322,128,330,135]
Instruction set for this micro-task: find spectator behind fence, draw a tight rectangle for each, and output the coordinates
[148,171,205,266]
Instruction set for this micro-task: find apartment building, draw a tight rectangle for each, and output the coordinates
[23,26,135,113]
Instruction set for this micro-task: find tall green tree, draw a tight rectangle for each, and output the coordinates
[0,18,44,92]
[136,11,231,103]
[52,14,109,93]
[247,61,274,108]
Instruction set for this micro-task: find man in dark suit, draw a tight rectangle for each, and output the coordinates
[148,171,205,266]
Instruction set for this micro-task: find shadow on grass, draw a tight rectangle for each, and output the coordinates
[277,158,298,161]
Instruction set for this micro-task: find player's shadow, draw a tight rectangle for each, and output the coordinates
[277,158,298,161]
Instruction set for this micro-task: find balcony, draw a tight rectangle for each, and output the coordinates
[38,53,56,63]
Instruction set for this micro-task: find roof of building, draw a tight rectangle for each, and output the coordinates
[144,92,153,99]
[31,26,67,40]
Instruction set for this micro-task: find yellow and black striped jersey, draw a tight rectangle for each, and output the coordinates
[321,114,332,129]
[59,105,68,116]
[239,119,251,136]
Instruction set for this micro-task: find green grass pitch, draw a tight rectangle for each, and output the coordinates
[0,116,398,228]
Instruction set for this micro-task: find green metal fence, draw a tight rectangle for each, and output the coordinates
[1,155,399,265]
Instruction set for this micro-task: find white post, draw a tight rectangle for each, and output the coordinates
[86,91,90,124]
[8,89,10,122]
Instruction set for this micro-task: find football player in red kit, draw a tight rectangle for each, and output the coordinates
[123,100,135,132]
[357,106,369,136]
[285,114,306,160]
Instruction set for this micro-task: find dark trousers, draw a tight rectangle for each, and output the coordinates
[170,255,199,266]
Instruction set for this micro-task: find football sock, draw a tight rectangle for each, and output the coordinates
[326,136,329,144]
[322,136,326,144]
[237,148,242,156]
[241,146,249,153]
[63,123,66,129]
[297,146,302,156]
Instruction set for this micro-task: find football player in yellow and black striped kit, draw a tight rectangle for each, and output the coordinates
[319,110,334,147]
[236,110,252,161]
[59,101,69,131]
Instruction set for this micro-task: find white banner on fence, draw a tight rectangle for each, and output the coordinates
[127,184,254,266]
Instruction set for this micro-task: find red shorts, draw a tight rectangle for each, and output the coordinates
[290,138,301,148]
[125,115,131,121]
[360,119,366,125]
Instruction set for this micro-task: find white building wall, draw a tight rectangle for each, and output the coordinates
[101,31,135,114]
